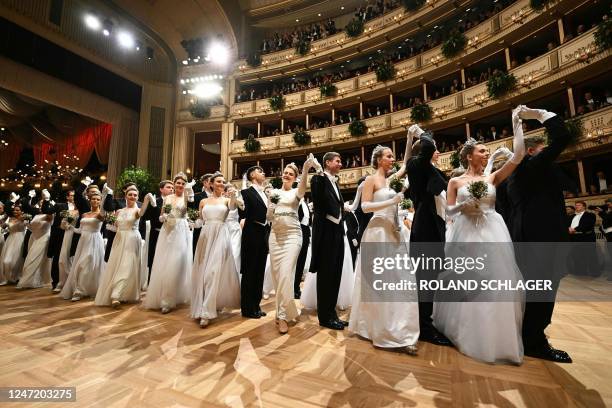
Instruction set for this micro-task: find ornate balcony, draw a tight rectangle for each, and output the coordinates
[229,28,610,160]
[228,0,576,120]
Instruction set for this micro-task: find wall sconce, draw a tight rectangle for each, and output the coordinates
[467,35,480,48]
[573,46,597,63]
[519,74,533,88]
[393,13,403,22]
[433,108,447,118]
[474,94,487,106]
[430,55,442,65]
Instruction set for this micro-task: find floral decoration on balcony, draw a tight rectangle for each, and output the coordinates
[293,129,312,146]
[410,102,432,123]
[450,150,461,169]
[441,30,467,59]
[486,71,517,99]
[320,83,338,98]
[544,117,583,146]
[295,38,311,56]
[595,18,612,50]
[189,102,211,119]
[244,135,261,153]
[402,0,426,11]
[345,18,365,38]
[270,177,283,189]
[375,59,396,82]
[268,95,286,111]
[348,119,368,137]
[529,0,552,11]
[247,52,261,67]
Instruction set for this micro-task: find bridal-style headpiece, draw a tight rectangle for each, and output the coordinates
[173,172,188,182]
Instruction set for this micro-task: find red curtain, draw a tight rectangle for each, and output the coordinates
[33,123,112,167]
[0,142,22,177]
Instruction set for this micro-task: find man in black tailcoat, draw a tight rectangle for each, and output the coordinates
[310,152,346,330]
[294,198,311,299]
[506,105,572,363]
[239,166,270,319]
[189,174,212,255]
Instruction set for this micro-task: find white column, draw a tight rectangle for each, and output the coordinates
[172,126,194,176]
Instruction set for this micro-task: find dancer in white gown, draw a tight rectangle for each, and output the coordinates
[0,204,27,285]
[144,173,193,313]
[0,203,6,256]
[433,106,526,364]
[17,209,53,289]
[60,191,105,301]
[348,140,420,354]
[225,184,242,276]
[95,186,155,308]
[191,173,241,327]
[266,158,315,334]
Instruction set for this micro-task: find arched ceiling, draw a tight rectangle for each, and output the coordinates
[243,0,365,28]
[109,0,241,63]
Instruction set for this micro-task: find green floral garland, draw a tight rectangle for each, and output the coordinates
[410,103,432,122]
[375,60,396,82]
[486,71,517,99]
[595,18,612,50]
[293,129,311,146]
[247,53,261,67]
[348,119,368,136]
[441,30,467,59]
[295,39,311,56]
[345,18,364,38]
[268,95,285,111]
[244,135,261,152]
[320,83,337,98]
[189,102,211,119]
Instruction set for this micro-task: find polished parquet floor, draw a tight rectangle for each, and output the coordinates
[0,276,611,408]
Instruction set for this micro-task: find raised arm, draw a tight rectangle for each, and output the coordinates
[394,126,418,179]
[491,106,526,185]
[297,156,316,199]
[520,106,568,171]
[137,193,156,218]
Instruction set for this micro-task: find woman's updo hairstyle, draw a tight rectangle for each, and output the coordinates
[371,145,391,169]
[459,138,479,168]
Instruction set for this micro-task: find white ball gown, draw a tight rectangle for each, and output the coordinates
[56,210,78,291]
[300,223,354,310]
[60,217,105,300]
[144,195,192,310]
[226,208,242,275]
[191,203,241,320]
[17,214,52,289]
[268,188,303,322]
[433,181,524,364]
[349,187,420,348]
[0,218,26,284]
[95,207,143,305]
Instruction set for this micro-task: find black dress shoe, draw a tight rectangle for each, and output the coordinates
[525,344,572,363]
[242,312,261,319]
[257,310,267,317]
[335,319,349,327]
[420,331,452,346]
[294,291,301,299]
[320,320,344,330]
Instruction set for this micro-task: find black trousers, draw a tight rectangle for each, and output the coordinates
[147,229,160,283]
[294,225,310,295]
[316,220,344,323]
[410,240,444,336]
[240,223,269,315]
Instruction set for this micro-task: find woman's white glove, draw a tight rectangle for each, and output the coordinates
[518,105,556,124]
[407,124,424,139]
[510,106,526,164]
[82,176,93,187]
[42,189,51,201]
[159,213,168,223]
[361,192,403,213]
[28,190,36,198]
[60,219,69,230]
[266,202,277,221]
[194,218,203,229]
[148,193,157,207]
[105,223,117,232]
[185,179,196,202]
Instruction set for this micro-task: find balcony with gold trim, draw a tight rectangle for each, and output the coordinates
[234,0,462,79]
[229,28,610,160]
[229,0,577,120]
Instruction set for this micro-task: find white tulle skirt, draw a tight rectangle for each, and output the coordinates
[95,229,142,305]
[60,230,105,299]
[227,220,242,275]
[300,234,354,310]
[0,230,25,283]
[191,221,240,319]
[144,219,192,310]
[349,216,419,348]
[433,211,524,364]
[18,231,51,289]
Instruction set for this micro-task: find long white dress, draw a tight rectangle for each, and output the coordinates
[433,182,524,364]
[0,219,26,284]
[60,217,105,299]
[191,203,241,320]
[95,207,143,305]
[226,208,242,275]
[56,209,78,290]
[349,187,420,348]
[268,188,302,322]
[300,226,354,310]
[17,214,52,289]
[144,195,192,310]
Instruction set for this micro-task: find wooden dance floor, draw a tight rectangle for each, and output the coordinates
[0,276,611,408]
